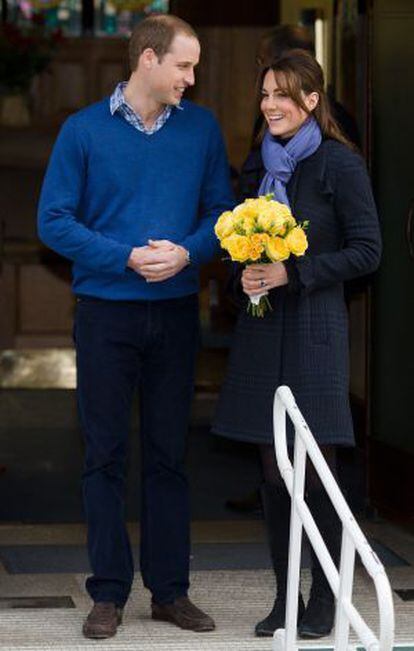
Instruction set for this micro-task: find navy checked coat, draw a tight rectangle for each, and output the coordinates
[213,139,382,446]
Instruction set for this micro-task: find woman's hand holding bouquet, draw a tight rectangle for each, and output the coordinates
[214,195,308,317]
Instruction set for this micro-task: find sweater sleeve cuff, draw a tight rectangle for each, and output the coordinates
[184,242,198,265]
[119,245,134,274]
[181,236,220,266]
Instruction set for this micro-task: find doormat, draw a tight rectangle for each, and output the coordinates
[0,596,75,608]
[0,539,408,574]
[394,588,414,601]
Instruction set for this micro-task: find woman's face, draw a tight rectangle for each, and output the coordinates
[261,69,318,138]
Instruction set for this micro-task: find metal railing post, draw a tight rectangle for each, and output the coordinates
[334,528,356,651]
[272,385,395,651]
[284,433,306,651]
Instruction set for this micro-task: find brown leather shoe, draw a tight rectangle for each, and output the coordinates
[82,602,123,639]
[152,596,215,632]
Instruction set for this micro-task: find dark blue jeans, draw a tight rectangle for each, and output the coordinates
[74,294,199,607]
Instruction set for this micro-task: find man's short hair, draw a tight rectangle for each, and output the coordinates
[129,14,198,71]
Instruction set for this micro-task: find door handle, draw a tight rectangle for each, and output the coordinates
[406,200,414,260]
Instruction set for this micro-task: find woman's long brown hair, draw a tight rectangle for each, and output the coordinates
[258,49,353,149]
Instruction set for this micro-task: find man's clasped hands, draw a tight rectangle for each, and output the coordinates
[127,239,189,282]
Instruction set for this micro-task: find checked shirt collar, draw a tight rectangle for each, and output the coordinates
[110,82,183,135]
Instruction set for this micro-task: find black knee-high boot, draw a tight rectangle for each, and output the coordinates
[299,490,341,638]
[255,483,305,637]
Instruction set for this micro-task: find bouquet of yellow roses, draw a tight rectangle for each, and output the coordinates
[214,194,308,317]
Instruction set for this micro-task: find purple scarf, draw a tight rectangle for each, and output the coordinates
[258,116,322,207]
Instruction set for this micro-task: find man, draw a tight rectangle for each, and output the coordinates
[38,14,233,639]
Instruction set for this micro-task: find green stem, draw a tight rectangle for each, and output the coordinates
[247,295,273,318]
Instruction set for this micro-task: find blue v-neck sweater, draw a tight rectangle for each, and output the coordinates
[38,98,233,300]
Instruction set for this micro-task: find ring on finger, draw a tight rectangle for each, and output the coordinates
[260,279,266,288]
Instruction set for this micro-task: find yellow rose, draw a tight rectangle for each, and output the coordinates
[256,196,290,216]
[272,200,293,219]
[251,232,270,249]
[236,214,256,235]
[221,233,252,262]
[285,227,308,256]
[261,213,287,236]
[249,246,262,261]
[257,201,294,236]
[284,214,297,231]
[257,212,275,232]
[232,203,258,235]
[248,233,270,261]
[214,211,235,240]
[254,197,272,211]
[233,202,258,220]
[265,236,290,262]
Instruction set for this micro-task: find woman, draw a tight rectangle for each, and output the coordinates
[213,50,381,639]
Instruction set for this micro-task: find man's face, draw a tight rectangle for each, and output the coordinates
[147,33,200,106]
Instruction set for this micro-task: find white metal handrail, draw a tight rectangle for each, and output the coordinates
[272,385,395,651]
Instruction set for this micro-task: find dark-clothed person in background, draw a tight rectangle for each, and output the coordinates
[213,50,381,639]
[38,14,233,640]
